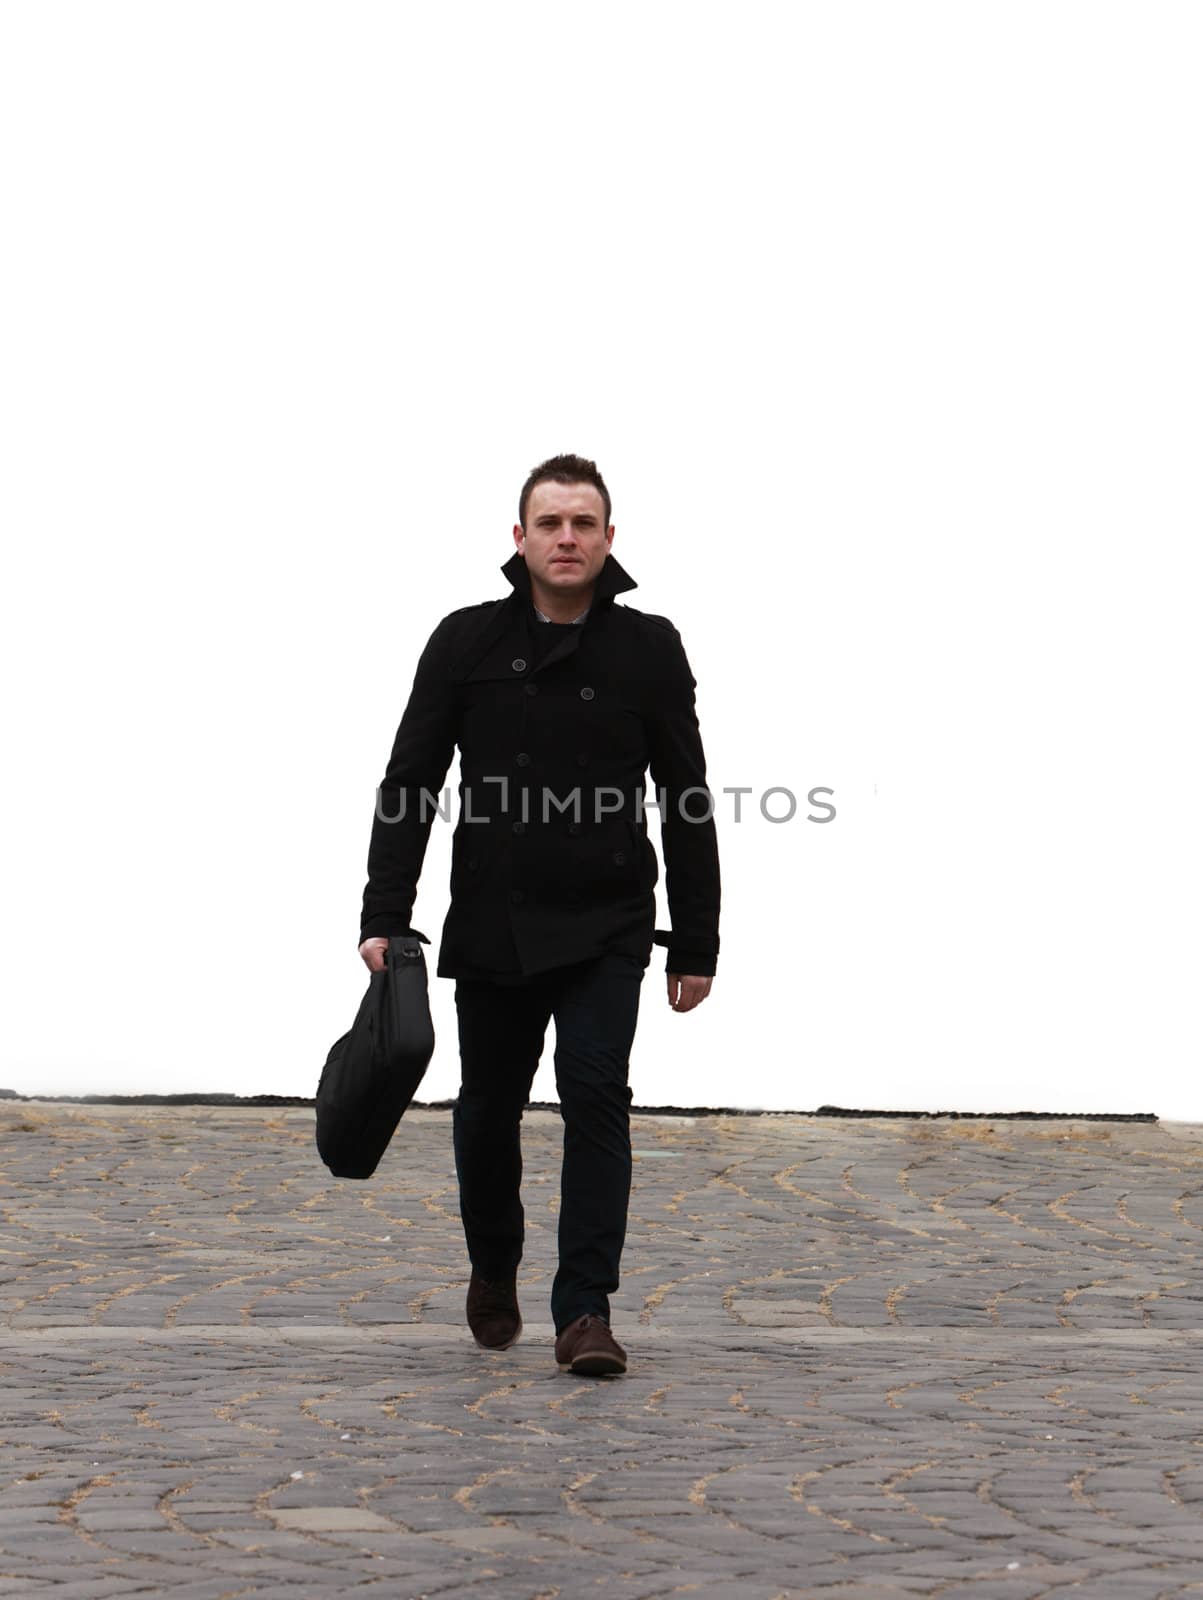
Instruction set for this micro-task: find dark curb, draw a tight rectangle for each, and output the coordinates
[0,1089,1158,1120]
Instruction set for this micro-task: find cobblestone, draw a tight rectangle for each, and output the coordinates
[2,1103,1203,1594]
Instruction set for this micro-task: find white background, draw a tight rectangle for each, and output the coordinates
[2,2,1199,1115]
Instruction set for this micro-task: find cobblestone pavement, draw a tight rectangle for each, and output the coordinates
[3,1103,1203,1598]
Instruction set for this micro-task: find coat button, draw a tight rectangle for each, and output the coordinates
[512,820,525,834]
[580,686,595,700]
[524,682,539,696]
[510,888,524,904]
[516,752,531,766]
[613,851,627,866]
[511,658,526,672]
[567,822,581,836]
[466,856,479,871]
[575,753,588,767]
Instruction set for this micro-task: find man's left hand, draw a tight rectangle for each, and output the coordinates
[667,974,713,1012]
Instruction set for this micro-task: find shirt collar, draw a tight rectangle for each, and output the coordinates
[533,603,589,625]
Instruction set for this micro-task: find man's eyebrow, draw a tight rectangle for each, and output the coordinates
[536,512,598,522]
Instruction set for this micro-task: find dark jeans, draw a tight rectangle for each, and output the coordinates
[452,951,647,1334]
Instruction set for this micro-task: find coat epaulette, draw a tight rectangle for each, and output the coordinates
[616,602,678,635]
[441,599,503,629]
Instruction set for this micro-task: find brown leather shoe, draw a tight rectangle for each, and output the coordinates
[466,1269,522,1350]
[554,1313,627,1376]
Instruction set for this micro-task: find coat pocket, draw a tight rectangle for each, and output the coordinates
[449,825,490,897]
[625,818,658,892]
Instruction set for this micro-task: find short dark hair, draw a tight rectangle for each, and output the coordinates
[518,453,611,534]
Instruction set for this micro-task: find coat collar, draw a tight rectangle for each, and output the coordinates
[453,551,638,684]
[500,549,639,609]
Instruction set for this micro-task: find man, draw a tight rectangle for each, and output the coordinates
[358,453,720,1377]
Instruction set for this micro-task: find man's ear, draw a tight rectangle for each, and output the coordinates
[512,523,525,552]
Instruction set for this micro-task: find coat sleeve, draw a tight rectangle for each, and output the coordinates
[645,626,721,977]
[359,615,460,944]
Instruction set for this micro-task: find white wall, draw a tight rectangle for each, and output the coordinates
[2,2,1199,1115]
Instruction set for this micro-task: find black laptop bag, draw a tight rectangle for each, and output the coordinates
[315,932,435,1179]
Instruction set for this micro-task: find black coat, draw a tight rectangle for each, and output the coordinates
[359,550,720,980]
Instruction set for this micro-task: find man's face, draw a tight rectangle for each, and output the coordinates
[514,480,613,597]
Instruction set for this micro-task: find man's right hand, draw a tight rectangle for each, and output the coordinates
[359,937,389,973]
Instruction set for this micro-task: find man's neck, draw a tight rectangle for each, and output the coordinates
[529,582,594,624]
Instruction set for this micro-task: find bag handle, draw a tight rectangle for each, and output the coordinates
[387,930,430,964]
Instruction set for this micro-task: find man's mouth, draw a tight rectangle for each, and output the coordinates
[552,559,580,565]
